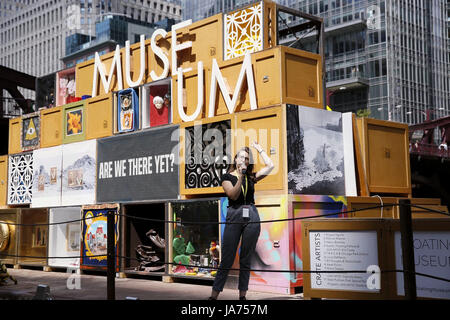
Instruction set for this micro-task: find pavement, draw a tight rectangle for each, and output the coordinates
[0,267,304,301]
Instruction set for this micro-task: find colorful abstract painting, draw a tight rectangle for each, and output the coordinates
[8,152,33,205]
[220,195,347,294]
[81,206,119,269]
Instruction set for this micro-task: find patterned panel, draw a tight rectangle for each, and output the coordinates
[185,120,231,189]
[224,1,263,60]
[8,152,33,205]
[21,113,40,151]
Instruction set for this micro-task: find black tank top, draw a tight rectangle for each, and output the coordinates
[221,173,255,207]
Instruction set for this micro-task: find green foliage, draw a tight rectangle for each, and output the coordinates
[356,108,371,118]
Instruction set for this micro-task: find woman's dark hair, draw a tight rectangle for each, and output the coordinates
[228,147,257,182]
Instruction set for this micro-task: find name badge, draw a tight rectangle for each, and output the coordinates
[242,205,250,218]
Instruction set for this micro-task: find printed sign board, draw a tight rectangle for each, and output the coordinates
[96,125,179,202]
[395,231,450,300]
[309,231,379,292]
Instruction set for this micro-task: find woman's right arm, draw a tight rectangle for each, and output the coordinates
[222,175,243,201]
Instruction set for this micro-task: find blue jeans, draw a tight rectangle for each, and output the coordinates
[212,204,261,292]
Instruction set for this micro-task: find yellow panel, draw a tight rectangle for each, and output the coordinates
[0,156,7,206]
[283,47,323,108]
[346,196,397,218]
[235,106,285,191]
[356,118,411,196]
[40,106,63,148]
[174,14,224,71]
[86,93,113,140]
[8,117,21,155]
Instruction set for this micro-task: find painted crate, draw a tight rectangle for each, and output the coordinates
[40,106,63,148]
[0,156,7,206]
[0,209,19,265]
[218,194,347,294]
[356,117,411,196]
[86,93,113,140]
[48,206,82,269]
[17,208,49,266]
[172,46,323,124]
[8,117,21,155]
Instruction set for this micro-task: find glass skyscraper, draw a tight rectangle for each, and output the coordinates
[182,0,449,125]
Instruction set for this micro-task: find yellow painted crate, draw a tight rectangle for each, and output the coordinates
[8,117,21,155]
[356,118,411,196]
[85,93,113,140]
[0,156,7,206]
[40,106,63,148]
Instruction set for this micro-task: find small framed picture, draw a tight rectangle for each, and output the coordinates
[66,223,80,253]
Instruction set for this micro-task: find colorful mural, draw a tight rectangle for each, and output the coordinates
[81,207,119,269]
[220,195,347,294]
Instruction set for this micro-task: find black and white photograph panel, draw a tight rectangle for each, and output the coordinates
[287,105,346,195]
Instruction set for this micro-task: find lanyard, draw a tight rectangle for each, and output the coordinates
[241,175,248,204]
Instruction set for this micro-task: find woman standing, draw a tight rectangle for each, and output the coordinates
[209,141,274,300]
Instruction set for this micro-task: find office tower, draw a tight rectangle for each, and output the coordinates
[283,0,449,125]
[0,0,182,102]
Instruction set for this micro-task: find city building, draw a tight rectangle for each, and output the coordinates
[0,0,182,103]
[281,0,450,125]
[181,0,449,125]
[62,15,177,68]
[182,0,290,22]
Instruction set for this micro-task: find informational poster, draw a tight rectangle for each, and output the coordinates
[309,231,379,292]
[96,125,179,202]
[395,231,450,300]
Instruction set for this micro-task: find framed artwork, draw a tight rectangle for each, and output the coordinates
[66,223,81,253]
[61,139,96,206]
[21,112,40,151]
[287,105,356,196]
[32,226,47,248]
[184,120,231,189]
[81,205,120,270]
[117,88,139,133]
[66,108,83,136]
[31,146,62,208]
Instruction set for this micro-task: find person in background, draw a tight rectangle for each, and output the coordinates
[209,141,274,300]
